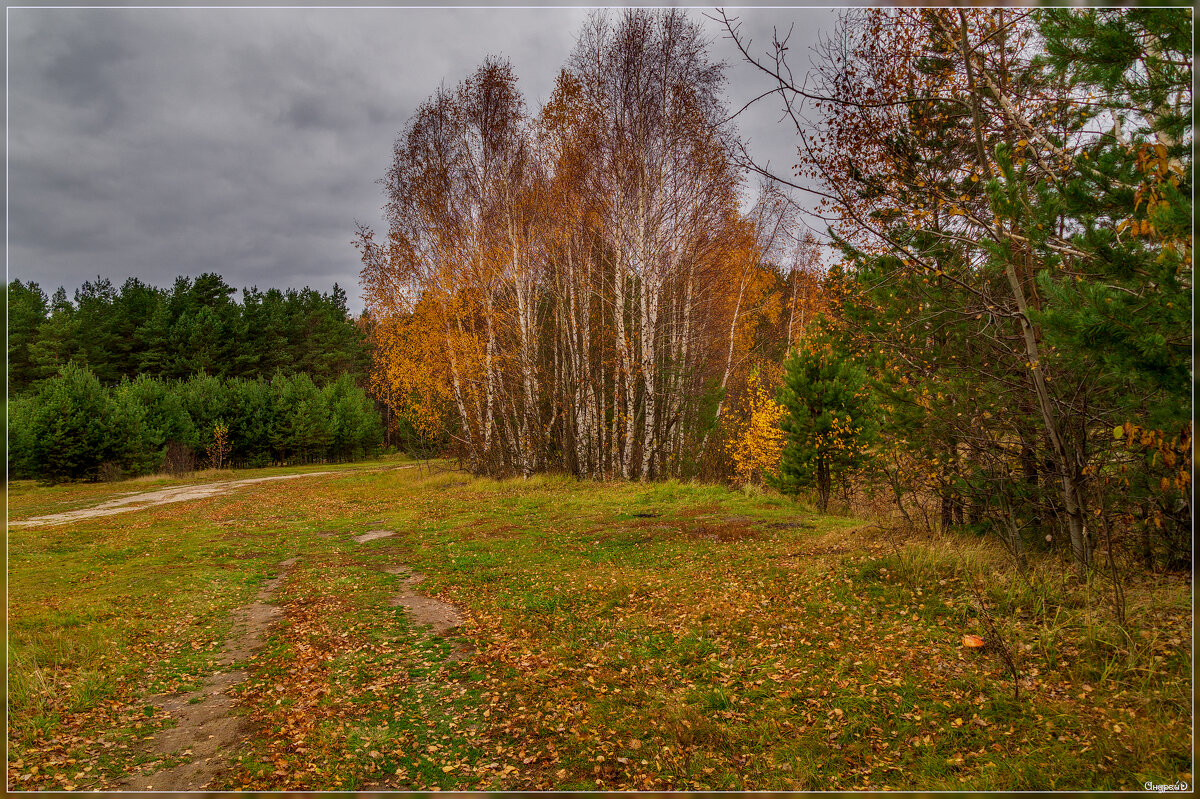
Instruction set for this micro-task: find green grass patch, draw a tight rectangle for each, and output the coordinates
[7,462,1192,791]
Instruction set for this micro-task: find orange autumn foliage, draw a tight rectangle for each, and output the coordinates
[359,12,830,481]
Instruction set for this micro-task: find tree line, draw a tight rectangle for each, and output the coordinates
[8,366,383,483]
[359,10,828,481]
[7,272,387,481]
[728,7,1191,576]
[7,272,370,395]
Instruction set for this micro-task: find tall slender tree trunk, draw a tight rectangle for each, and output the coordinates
[698,253,753,462]
[957,10,1090,578]
[817,458,831,512]
[785,269,801,354]
[443,312,476,471]
[639,274,659,481]
[514,276,536,478]
[613,262,635,480]
[666,263,694,476]
[483,294,497,468]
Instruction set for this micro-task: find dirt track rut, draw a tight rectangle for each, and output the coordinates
[121,557,297,791]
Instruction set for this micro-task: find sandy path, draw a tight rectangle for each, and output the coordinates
[121,557,298,791]
[9,473,336,527]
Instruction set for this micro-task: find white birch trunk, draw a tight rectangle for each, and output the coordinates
[613,259,635,480]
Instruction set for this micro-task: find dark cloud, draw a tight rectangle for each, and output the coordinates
[7,7,836,314]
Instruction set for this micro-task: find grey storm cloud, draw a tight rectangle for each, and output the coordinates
[7,6,837,314]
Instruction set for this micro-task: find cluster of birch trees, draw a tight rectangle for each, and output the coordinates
[359,10,821,479]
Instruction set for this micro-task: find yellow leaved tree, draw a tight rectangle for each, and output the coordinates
[726,369,787,485]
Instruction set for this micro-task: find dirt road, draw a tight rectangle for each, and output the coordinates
[8,473,335,527]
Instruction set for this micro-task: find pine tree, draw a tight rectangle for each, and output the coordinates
[116,374,196,466]
[110,278,162,380]
[6,280,48,395]
[771,322,878,511]
[1028,8,1193,565]
[225,376,275,466]
[27,288,80,383]
[25,364,121,482]
[73,277,122,385]
[135,299,175,377]
[1031,8,1192,427]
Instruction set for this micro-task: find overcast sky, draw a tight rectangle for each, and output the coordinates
[7,6,839,315]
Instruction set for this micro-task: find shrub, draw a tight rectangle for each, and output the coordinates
[24,364,122,482]
[115,375,196,466]
[7,394,37,479]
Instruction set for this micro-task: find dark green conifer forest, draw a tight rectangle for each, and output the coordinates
[7,274,384,481]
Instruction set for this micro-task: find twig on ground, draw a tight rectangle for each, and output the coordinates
[971,582,1022,702]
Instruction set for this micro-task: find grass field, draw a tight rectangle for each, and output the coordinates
[6,458,1192,790]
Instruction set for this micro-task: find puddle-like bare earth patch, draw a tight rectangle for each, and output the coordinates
[684,520,759,542]
[121,557,297,791]
[767,518,817,530]
[354,529,396,543]
[10,475,334,527]
[386,566,471,659]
